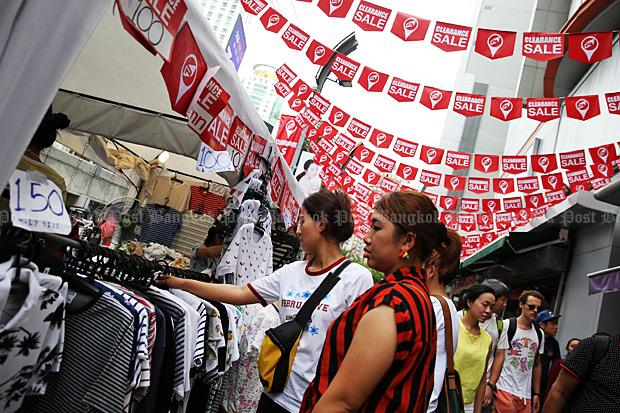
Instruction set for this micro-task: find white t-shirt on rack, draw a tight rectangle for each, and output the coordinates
[496,319,544,400]
[428,296,460,413]
[248,259,374,412]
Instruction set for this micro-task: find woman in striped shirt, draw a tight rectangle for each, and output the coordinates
[301,191,452,413]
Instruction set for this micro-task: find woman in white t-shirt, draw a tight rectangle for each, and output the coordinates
[156,190,374,412]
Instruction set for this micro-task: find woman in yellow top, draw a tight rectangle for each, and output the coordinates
[455,285,495,413]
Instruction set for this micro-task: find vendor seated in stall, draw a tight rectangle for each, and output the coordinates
[190,219,223,276]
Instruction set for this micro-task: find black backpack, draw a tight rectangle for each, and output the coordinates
[506,318,543,349]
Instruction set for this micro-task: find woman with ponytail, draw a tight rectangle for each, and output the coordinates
[157,190,373,412]
[301,190,449,413]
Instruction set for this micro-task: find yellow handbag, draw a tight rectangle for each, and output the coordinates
[258,260,351,393]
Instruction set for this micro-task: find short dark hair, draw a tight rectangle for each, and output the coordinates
[302,190,354,244]
[482,279,510,300]
[463,284,495,310]
[519,290,544,304]
[566,338,581,351]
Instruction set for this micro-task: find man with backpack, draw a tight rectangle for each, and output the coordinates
[494,290,545,413]
[537,310,562,402]
[542,333,620,412]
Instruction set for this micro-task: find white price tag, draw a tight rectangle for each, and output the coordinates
[9,170,71,235]
[196,143,235,173]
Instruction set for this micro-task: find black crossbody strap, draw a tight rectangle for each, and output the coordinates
[294,260,352,325]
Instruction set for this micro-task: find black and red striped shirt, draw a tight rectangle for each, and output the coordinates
[300,266,437,413]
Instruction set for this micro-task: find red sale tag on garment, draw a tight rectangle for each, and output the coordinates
[420,86,452,110]
[473,154,499,173]
[522,32,565,61]
[392,137,417,157]
[490,97,523,121]
[445,151,471,170]
[306,39,334,66]
[419,145,444,165]
[330,53,360,81]
[493,178,515,195]
[565,95,601,121]
[431,21,472,52]
[390,12,430,42]
[526,98,561,122]
[369,129,394,149]
[531,154,558,174]
[260,8,287,33]
[352,0,391,32]
[444,174,466,192]
[453,93,486,117]
[358,66,389,92]
[329,106,351,127]
[387,77,420,103]
[567,32,613,64]
[281,24,310,50]
[475,29,516,59]
[317,0,355,18]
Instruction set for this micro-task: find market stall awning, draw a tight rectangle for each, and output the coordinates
[588,266,620,294]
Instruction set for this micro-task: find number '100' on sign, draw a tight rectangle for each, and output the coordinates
[9,170,71,235]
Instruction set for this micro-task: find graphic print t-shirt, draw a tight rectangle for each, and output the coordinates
[248,259,373,412]
[496,320,544,399]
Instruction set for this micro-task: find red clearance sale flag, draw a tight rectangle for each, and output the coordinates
[526,98,561,122]
[160,24,207,116]
[353,144,376,164]
[276,64,296,84]
[352,0,392,32]
[281,24,310,50]
[358,66,389,92]
[291,79,312,100]
[522,32,565,61]
[396,163,418,181]
[241,0,267,15]
[482,199,501,213]
[306,39,334,66]
[387,77,420,102]
[541,172,564,191]
[318,122,337,139]
[308,92,331,115]
[275,115,303,166]
[440,196,458,211]
[363,168,381,185]
[605,92,620,115]
[369,129,394,149]
[517,177,540,194]
[330,53,360,81]
[390,12,430,42]
[475,29,516,59]
[444,174,466,192]
[431,21,472,52]
[445,150,471,170]
[493,178,515,194]
[591,163,613,179]
[329,106,351,127]
[453,93,486,117]
[380,176,400,192]
[531,154,558,173]
[490,97,523,121]
[567,32,613,64]
[461,199,480,213]
[347,118,372,139]
[317,0,355,18]
[374,154,396,173]
[333,134,356,152]
[419,145,444,165]
[501,155,528,175]
[467,177,490,194]
[473,154,499,173]
[589,144,617,165]
[288,95,305,112]
[274,82,292,98]
[565,95,601,121]
[559,149,587,171]
[420,86,452,110]
[420,170,442,187]
[392,137,418,157]
[260,8,287,33]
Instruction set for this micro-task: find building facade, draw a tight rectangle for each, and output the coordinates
[197,0,242,45]
[242,64,283,126]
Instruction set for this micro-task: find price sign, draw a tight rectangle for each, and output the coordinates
[196,143,235,173]
[9,170,71,234]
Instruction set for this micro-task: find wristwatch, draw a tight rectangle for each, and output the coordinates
[486,382,497,393]
[533,392,541,398]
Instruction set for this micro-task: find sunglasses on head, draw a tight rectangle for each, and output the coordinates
[525,304,542,311]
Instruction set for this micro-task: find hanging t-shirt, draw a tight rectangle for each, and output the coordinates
[496,320,544,399]
[189,186,227,218]
[0,261,66,413]
[144,176,191,211]
[172,211,214,257]
[454,320,492,405]
[248,259,374,412]
[428,296,460,412]
[139,205,182,247]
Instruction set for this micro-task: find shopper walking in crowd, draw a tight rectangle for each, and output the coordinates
[424,230,462,413]
[479,279,510,413]
[157,190,374,412]
[545,337,580,395]
[543,333,620,413]
[301,190,454,413]
[454,285,494,413]
[494,290,545,413]
[537,310,562,402]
